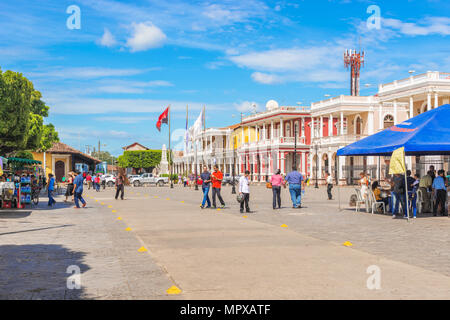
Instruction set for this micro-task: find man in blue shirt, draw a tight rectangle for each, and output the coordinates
[72,171,86,209]
[285,166,305,208]
[432,170,447,216]
[47,173,56,206]
[200,166,211,209]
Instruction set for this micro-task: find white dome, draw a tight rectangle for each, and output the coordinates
[266,100,279,111]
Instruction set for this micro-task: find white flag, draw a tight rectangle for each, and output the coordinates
[189,108,204,140]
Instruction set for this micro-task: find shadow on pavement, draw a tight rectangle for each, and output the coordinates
[0,211,32,219]
[0,244,90,300]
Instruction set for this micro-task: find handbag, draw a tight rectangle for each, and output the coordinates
[266,182,272,189]
[236,193,245,203]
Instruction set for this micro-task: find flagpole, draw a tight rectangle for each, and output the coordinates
[169,105,173,189]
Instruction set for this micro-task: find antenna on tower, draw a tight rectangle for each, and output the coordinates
[344,46,365,96]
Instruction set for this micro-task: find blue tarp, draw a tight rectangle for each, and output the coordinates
[337,104,450,156]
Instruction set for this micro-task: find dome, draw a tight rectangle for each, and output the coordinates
[266,100,279,111]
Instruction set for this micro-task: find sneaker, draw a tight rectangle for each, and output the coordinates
[221,204,225,209]
[392,215,396,219]
[82,203,86,208]
[200,205,204,209]
[240,209,244,213]
[413,216,417,219]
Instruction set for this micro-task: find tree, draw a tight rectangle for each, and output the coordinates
[91,151,117,165]
[0,70,33,154]
[0,68,59,155]
[117,150,163,172]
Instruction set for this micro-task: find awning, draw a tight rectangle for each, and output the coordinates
[7,157,42,165]
[337,104,450,156]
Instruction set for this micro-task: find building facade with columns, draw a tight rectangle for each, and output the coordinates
[173,71,450,184]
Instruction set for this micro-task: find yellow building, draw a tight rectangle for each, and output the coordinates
[32,142,101,182]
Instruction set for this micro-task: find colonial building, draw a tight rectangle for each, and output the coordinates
[32,142,101,182]
[122,142,149,151]
[173,71,450,185]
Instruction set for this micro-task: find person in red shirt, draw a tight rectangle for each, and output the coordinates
[211,165,226,209]
[86,173,92,189]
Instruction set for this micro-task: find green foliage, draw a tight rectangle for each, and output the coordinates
[14,150,34,160]
[91,150,117,165]
[39,123,59,151]
[117,150,162,170]
[0,68,59,154]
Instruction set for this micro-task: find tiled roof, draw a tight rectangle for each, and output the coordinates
[47,142,101,163]
[122,142,149,150]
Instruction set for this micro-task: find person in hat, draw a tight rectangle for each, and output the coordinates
[72,171,86,209]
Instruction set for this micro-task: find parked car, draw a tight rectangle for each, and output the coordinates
[103,174,116,187]
[129,173,168,187]
[223,174,240,186]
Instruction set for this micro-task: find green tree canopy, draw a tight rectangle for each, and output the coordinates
[117,150,163,170]
[91,150,117,165]
[0,69,59,155]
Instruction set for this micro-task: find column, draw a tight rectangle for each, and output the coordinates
[318,153,323,179]
[329,114,333,136]
[247,126,250,143]
[270,121,274,140]
[280,152,285,174]
[435,93,439,109]
[393,100,398,125]
[301,152,306,174]
[409,96,414,119]
[241,127,245,145]
[320,116,323,137]
[301,118,305,137]
[379,104,383,130]
[338,156,344,183]
[427,93,432,111]
[255,125,259,141]
[311,117,315,139]
[263,123,266,140]
[328,153,332,176]
[340,112,344,135]
[280,118,284,137]
[290,120,293,137]
[368,107,374,135]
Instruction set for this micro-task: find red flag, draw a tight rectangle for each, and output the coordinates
[156,106,169,131]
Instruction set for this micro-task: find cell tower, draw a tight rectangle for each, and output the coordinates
[344,49,365,96]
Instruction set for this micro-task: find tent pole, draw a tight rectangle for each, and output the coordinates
[404,152,410,221]
[338,156,342,211]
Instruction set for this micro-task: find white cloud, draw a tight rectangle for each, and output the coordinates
[148,80,173,87]
[126,22,167,52]
[251,72,281,84]
[234,101,259,112]
[98,28,117,47]
[383,17,450,36]
[28,67,149,79]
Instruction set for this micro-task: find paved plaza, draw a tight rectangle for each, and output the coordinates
[0,185,449,300]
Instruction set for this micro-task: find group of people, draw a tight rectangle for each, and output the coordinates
[199,165,226,209]
[361,165,449,218]
[47,171,127,208]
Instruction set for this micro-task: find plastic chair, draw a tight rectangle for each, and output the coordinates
[355,188,367,213]
[369,190,385,215]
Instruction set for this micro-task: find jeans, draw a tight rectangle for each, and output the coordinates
[409,192,417,218]
[327,184,333,200]
[94,183,100,192]
[392,192,406,216]
[240,193,250,212]
[202,186,211,207]
[434,189,447,215]
[48,190,56,206]
[272,186,281,209]
[289,184,302,207]
[115,184,124,200]
[74,191,86,208]
[212,187,225,207]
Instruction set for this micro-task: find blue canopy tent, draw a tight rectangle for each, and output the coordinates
[336,104,450,218]
[337,104,450,157]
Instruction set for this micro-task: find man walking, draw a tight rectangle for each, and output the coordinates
[326,172,333,200]
[211,165,226,209]
[86,173,92,190]
[239,170,251,213]
[392,173,406,218]
[47,173,56,206]
[419,170,433,213]
[200,166,211,209]
[432,170,447,216]
[72,171,86,209]
[285,166,305,208]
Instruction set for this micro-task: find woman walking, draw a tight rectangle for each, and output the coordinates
[115,173,125,200]
[270,169,285,210]
[64,172,74,202]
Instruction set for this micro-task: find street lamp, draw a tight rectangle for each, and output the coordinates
[231,136,237,194]
[314,143,319,189]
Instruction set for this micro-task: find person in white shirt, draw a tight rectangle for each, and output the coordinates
[326,172,333,200]
[239,170,251,213]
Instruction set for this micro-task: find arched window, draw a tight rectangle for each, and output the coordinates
[383,114,394,129]
[355,116,362,135]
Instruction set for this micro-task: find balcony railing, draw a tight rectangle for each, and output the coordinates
[379,71,450,93]
[312,134,368,146]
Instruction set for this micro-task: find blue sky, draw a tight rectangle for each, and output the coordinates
[1,0,449,156]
